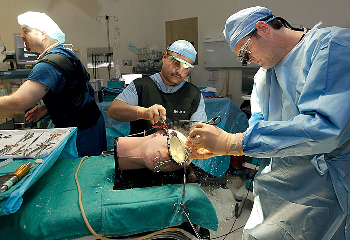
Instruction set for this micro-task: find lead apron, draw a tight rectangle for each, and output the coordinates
[243,154,350,240]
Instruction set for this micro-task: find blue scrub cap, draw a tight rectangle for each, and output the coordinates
[167,40,197,62]
[18,11,65,43]
[223,6,275,50]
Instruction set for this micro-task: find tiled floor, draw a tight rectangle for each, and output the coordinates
[197,170,254,240]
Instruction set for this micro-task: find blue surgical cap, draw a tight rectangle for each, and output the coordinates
[167,40,197,62]
[224,6,275,50]
[18,11,65,43]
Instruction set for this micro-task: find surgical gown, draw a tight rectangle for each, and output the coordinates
[241,24,350,240]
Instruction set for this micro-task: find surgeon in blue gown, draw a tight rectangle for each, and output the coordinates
[188,6,350,240]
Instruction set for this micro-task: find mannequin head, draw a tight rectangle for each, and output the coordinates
[116,129,190,172]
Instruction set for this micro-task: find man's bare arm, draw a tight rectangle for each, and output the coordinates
[108,99,166,124]
[108,99,142,122]
[0,80,48,118]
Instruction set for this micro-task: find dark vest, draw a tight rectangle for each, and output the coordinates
[36,53,100,130]
[129,77,201,135]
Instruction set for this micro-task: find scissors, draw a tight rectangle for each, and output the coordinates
[205,116,221,125]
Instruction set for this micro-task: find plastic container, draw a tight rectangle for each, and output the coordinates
[107,81,125,89]
[0,84,8,96]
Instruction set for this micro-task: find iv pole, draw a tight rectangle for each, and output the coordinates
[96,15,118,80]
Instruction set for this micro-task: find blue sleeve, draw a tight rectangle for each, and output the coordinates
[115,82,138,105]
[190,94,207,122]
[248,79,264,127]
[243,33,350,158]
[248,112,264,127]
[27,62,65,93]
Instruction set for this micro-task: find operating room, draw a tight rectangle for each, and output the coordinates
[0,0,350,239]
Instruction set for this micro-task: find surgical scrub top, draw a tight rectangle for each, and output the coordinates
[116,73,207,122]
[241,24,350,240]
[27,45,106,157]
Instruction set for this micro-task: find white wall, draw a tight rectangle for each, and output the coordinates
[162,0,350,105]
[0,0,165,86]
[1,0,349,105]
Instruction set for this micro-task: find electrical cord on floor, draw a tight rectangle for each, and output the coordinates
[211,164,258,240]
[74,156,187,240]
[222,191,249,240]
[210,190,248,240]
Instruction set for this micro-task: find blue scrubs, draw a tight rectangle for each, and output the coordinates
[242,24,350,239]
[116,73,207,122]
[117,73,211,174]
[28,45,107,157]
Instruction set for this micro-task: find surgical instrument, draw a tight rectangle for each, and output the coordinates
[0,162,32,193]
[28,132,44,147]
[172,116,222,126]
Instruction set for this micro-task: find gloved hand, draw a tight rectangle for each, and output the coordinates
[137,104,166,125]
[187,145,221,160]
[188,123,244,156]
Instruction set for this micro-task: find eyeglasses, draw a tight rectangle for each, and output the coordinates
[237,36,253,66]
[168,54,194,71]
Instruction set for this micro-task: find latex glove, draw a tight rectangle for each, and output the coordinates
[187,145,221,160]
[137,104,166,125]
[188,123,244,156]
[25,104,48,122]
[185,135,223,159]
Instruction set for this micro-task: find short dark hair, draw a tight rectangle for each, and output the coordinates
[250,17,288,39]
[250,18,285,39]
[267,18,284,30]
[250,29,261,40]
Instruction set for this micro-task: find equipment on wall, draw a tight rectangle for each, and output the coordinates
[95,15,119,80]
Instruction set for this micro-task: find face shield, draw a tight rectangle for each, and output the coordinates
[168,54,194,71]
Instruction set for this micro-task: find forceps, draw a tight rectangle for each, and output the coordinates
[174,116,222,126]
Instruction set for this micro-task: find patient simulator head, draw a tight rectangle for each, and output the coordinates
[116,129,191,172]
